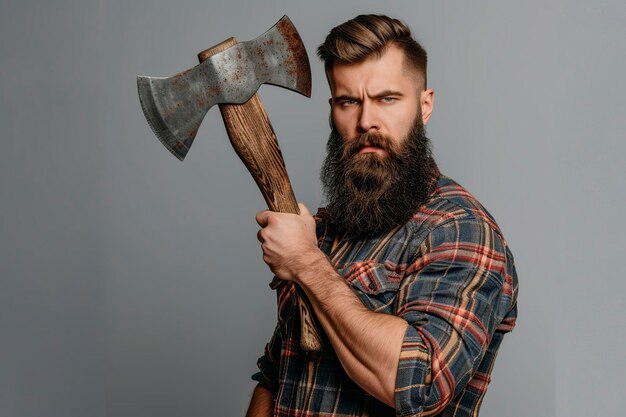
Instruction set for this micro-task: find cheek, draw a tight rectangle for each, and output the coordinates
[332,111,355,138]
[388,106,417,138]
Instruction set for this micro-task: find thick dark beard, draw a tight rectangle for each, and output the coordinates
[320,114,440,238]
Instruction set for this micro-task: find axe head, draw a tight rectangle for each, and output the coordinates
[137,15,311,161]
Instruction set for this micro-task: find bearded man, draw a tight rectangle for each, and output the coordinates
[248,14,518,417]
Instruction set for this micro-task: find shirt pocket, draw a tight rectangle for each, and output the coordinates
[339,261,403,312]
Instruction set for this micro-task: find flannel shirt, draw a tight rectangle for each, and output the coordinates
[253,175,518,417]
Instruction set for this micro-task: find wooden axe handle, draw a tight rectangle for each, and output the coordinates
[199,38,323,352]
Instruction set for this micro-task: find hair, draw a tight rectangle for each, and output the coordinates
[317,14,428,88]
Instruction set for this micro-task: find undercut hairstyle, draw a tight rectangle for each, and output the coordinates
[317,14,428,88]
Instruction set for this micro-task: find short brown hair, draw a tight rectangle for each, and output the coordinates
[317,14,428,88]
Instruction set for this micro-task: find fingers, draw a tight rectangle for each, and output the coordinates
[257,204,314,237]
[255,210,270,227]
[258,204,312,223]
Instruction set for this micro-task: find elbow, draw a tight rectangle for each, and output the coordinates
[394,327,457,416]
[381,390,396,408]
[395,361,456,416]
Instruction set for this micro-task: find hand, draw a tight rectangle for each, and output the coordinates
[255,203,323,281]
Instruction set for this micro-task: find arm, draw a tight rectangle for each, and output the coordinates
[391,218,516,415]
[245,384,274,417]
[256,204,403,405]
[256,205,516,414]
[295,253,406,407]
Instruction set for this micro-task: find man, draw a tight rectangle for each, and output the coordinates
[248,14,518,417]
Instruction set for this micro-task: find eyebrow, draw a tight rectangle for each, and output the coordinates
[333,95,357,102]
[372,90,404,98]
[333,90,405,101]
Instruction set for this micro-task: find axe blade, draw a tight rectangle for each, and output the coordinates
[137,15,311,161]
[137,75,201,160]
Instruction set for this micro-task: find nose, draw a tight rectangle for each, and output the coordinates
[357,101,380,133]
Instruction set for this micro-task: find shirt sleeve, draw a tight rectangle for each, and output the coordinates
[252,322,282,393]
[394,217,517,416]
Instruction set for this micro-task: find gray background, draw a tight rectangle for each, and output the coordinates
[1,1,624,416]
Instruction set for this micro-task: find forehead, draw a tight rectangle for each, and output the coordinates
[328,46,418,94]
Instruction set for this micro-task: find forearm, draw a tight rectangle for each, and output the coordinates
[296,254,408,407]
[245,384,274,417]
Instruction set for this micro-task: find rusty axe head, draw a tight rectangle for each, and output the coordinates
[137,15,311,160]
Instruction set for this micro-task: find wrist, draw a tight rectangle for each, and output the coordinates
[293,250,333,287]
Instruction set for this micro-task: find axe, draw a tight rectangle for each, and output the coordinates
[137,16,323,351]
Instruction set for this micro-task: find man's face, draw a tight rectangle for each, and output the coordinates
[320,46,439,237]
[328,45,432,157]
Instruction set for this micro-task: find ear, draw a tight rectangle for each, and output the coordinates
[420,88,435,125]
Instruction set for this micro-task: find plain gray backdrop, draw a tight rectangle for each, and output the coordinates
[2,1,624,416]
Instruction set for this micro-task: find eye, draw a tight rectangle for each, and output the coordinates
[381,97,395,104]
[342,98,358,106]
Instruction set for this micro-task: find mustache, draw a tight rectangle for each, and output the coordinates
[341,131,399,159]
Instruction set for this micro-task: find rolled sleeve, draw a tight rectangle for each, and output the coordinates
[252,322,282,392]
[393,217,514,416]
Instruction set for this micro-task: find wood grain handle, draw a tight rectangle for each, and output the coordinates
[199,39,323,352]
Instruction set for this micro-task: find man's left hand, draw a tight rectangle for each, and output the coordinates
[255,203,324,281]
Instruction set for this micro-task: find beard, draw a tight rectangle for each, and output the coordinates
[320,113,440,238]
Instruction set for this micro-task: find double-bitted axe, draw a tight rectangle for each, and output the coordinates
[137,16,323,351]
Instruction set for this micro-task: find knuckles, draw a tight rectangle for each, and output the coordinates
[255,203,317,276]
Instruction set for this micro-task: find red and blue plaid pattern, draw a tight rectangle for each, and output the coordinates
[253,175,518,417]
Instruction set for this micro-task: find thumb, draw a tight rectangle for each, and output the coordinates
[298,203,312,217]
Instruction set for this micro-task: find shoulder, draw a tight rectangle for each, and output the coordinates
[409,176,518,301]
[409,175,506,240]
[399,176,517,282]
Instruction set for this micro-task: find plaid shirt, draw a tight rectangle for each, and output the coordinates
[253,175,518,417]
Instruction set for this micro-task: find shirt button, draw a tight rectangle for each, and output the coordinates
[368,283,376,290]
